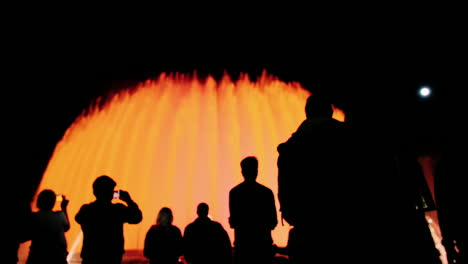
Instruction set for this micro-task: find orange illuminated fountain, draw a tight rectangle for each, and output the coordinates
[26,72,345,261]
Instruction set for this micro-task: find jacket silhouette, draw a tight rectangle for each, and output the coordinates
[229,156,277,264]
[183,203,232,264]
[75,175,142,264]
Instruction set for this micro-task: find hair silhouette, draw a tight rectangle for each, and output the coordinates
[197,202,209,217]
[240,156,258,181]
[36,189,56,211]
[183,202,232,264]
[157,207,174,226]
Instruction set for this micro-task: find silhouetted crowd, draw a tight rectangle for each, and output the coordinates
[10,93,466,264]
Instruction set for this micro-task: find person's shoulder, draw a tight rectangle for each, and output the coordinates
[185,221,195,230]
[277,142,288,152]
[211,220,226,229]
[147,225,158,233]
[149,224,160,230]
[277,139,299,153]
[167,224,179,230]
[34,210,50,218]
[78,202,93,211]
[53,211,65,217]
[171,225,182,234]
[113,202,128,209]
[255,182,273,192]
[230,184,242,193]
[328,119,350,130]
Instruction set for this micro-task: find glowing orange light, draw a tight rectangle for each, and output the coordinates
[31,72,345,259]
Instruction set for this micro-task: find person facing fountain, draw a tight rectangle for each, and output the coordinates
[144,207,183,264]
[22,189,70,264]
[277,92,416,263]
[229,156,278,264]
[75,175,142,264]
[183,202,232,264]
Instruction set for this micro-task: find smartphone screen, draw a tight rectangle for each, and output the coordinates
[113,190,120,199]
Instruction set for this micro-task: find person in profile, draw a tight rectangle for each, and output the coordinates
[229,156,278,264]
[183,202,232,264]
[144,207,183,264]
[75,175,142,264]
[23,189,70,264]
[277,92,413,263]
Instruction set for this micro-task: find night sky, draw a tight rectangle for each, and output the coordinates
[7,28,466,204]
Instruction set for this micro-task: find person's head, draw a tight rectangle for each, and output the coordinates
[241,156,258,181]
[92,175,116,201]
[37,189,56,211]
[305,93,333,119]
[197,202,209,218]
[156,207,173,226]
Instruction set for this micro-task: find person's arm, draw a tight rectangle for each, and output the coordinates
[75,204,88,225]
[61,195,70,232]
[218,223,232,256]
[277,143,299,226]
[269,190,278,230]
[182,225,193,263]
[228,190,237,228]
[175,227,183,259]
[143,227,155,260]
[119,190,143,224]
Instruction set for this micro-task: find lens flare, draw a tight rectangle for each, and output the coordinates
[34,72,344,258]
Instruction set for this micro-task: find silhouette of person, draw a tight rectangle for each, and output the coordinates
[75,175,142,264]
[22,189,70,264]
[434,138,467,264]
[183,202,232,264]
[229,156,278,264]
[277,93,414,263]
[144,207,183,264]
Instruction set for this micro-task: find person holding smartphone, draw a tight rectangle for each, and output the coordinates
[75,175,143,264]
[22,189,70,264]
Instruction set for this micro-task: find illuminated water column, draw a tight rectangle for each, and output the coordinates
[35,72,344,258]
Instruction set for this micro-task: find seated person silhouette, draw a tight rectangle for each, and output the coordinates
[144,207,183,264]
[183,202,232,264]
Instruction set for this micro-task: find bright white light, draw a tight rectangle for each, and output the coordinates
[419,86,431,97]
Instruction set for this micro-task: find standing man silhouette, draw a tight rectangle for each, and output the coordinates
[277,93,413,263]
[75,175,143,264]
[229,156,277,264]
